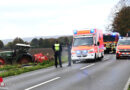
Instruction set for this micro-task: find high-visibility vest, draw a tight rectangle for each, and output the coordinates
[54,44,60,51]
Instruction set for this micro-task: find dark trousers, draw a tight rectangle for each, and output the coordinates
[54,51,62,67]
[68,45,71,66]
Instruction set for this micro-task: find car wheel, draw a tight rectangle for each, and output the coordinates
[116,56,120,60]
[72,61,76,64]
[18,57,32,64]
[94,54,97,62]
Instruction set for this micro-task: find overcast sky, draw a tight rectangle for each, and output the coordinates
[0,0,119,40]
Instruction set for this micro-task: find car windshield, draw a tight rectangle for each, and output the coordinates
[103,35,116,42]
[118,40,130,45]
[73,37,93,46]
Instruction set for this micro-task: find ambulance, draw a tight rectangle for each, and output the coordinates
[116,37,130,59]
[71,29,104,63]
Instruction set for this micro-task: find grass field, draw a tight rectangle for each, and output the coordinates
[0,55,68,78]
[128,85,130,90]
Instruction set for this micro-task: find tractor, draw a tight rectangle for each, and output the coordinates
[0,43,33,65]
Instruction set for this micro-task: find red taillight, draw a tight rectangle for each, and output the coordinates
[104,44,106,47]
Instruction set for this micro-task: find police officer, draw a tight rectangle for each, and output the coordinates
[52,40,62,68]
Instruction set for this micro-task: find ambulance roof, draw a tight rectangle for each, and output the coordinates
[73,29,97,35]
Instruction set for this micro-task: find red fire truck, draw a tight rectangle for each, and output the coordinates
[103,32,120,53]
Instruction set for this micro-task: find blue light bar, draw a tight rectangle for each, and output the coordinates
[90,29,95,33]
[119,36,123,39]
[76,50,81,54]
[112,33,116,36]
[73,30,77,35]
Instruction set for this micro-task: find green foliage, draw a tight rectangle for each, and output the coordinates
[39,38,44,48]
[0,40,4,49]
[13,37,24,45]
[5,37,27,49]
[0,65,18,71]
[112,6,130,36]
[0,56,67,78]
[0,61,54,78]
[30,36,72,48]
[30,38,39,48]
[4,36,73,49]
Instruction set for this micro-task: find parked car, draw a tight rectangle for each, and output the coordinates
[116,37,130,59]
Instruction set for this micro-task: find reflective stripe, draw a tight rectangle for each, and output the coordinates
[54,44,60,51]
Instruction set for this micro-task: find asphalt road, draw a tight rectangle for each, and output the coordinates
[2,54,130,90]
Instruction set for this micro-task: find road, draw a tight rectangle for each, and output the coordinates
[2,54,130,90]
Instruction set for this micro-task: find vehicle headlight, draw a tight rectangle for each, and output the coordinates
[83,50,87,53]
[82,50,88,55]
[76,50,81,54]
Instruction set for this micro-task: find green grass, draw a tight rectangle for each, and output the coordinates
[0,56,68,78]
[128,85,130,90]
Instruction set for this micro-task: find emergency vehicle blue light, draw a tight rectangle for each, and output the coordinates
[119,36,123,39]
[74,30,77,35]
[83,50,87,53]
[76,50,81,54]
[112,33,116,36]
[90,29,95,33]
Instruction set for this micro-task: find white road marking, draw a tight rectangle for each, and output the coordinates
[103,58,109,61]
[25,77,61,90]
[123,76,130,90]
[80,64,95,70]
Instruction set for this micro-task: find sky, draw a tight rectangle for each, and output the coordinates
[0,0,119,40]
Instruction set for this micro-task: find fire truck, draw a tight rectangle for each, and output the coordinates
[71,29,104,63]
[103,32,120,53]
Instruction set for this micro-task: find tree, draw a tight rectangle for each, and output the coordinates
[39,38,44,48]
[5,42,13,49]
[0,40,4,49]
[112,6,130,36]
[30,38,39,48]
[13,37,24,45]
[42,39,50,48]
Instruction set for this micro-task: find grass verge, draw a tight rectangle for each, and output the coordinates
[0,56,67,78]
[128,85,130,90]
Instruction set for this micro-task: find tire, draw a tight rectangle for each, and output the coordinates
[94,54,97,62]
[0,58,5,65]
[116,56,120,60]
[99,53,104,61]
[18,57,32,64]
[116,53,120,60]
[72,61,76,64]
[107,51,110,54]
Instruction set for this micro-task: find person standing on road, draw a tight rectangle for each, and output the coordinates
[67,42,72,66]
[52,40,62,68]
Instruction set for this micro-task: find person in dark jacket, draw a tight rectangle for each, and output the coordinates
[52,40,62,68]
[67,42,72,66]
